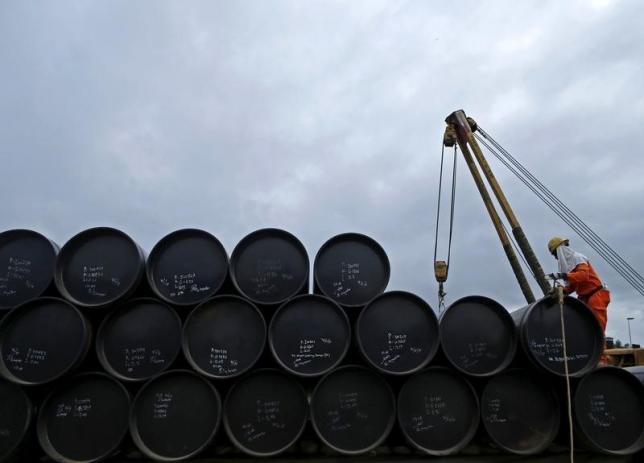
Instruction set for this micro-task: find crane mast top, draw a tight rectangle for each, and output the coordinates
[434,109,644,303]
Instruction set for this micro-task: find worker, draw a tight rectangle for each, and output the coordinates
[547,237,610,335]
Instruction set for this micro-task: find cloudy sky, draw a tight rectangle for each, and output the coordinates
[2,0,643,343]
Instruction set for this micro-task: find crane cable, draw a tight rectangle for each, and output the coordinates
[476,127,644,294]
[478,125,637,278]
[433,143,458,313]
[474,130,644,297]
[477,132,644,295]
[476,128,644,293]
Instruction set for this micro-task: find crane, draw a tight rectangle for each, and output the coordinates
[433,109,644,307]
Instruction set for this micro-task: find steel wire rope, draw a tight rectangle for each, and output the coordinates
[476,134,644,294]
[476,128,644,292]
[475,134,644,296]
[478,125,644,285]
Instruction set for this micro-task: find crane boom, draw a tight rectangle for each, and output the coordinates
[443,110,539,303]
[443,110,535,303]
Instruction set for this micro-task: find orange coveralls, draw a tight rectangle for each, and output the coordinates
[563,261,610,333]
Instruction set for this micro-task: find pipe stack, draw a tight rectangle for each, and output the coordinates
[0,226,642,462]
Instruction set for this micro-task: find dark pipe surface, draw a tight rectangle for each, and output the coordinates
[96,297,182,382]
[146,228,229,307]
[55,227,146,310]
[230,228,309,306]
[269,294,350,377]
[0,229,59,312]
[0,297,91,386]
[313,233,389,308]
[356,291,439,375]
[511,296,603,377]
[440,295,517,377]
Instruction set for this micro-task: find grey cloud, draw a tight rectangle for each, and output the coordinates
[1,0,643,343]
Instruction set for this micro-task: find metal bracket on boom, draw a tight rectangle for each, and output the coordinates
[443,110,553,303]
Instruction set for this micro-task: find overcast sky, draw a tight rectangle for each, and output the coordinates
[1,0,643,343]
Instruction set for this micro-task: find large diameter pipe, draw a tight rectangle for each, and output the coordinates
[146,228,229,306]
[129,369,221,461]
[182,295,266,379]
[96,297,182,382]
[511,296,603,377]
[310,365,395,455]
[223,369,308,457]
[0,297,91,386]
[0,379,33,461]
[230,228,309,306]
[480,369,559,455]
[397,367,479,456]
[268,294,350,377]
[356,291,439,375]
[440,295,517,377]
[37,372,130,463]
[313,233,390,308]
[0,229,59,312]
[54,227,146,310]
[573,366,644,455]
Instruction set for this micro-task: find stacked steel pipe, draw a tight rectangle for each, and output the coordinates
[0,227,643,462]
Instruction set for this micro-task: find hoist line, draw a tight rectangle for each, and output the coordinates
[446,145,458,268]
[434,144,459,270]
[433,143,447,265]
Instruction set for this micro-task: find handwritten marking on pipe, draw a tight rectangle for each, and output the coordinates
[326,392,369,432]
[55,398,92,419]
[1,257,32,297]
[165,273,211,298]
[123,347,166,373]
[484,398,508,424]
[379,332,422,367]
[331,262,368,298]
[208,347,239,375]
[249,259,295,296]
[587,394,616,428]
[529,338,589,363]
[292,338,332,369]
[238,399,287,443]
[153,392,173,419]
[5,347,48,372]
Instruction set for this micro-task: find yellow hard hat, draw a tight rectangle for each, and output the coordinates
[548,236,569,255]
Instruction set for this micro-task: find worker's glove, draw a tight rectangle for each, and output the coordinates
[547,272,567,281]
